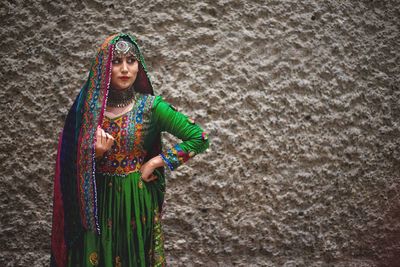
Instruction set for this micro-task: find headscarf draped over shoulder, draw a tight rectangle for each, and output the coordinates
[50,33,161,267]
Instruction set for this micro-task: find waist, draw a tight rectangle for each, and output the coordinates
[96,155,144,176]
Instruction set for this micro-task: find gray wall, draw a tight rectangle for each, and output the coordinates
[0,0,399,266]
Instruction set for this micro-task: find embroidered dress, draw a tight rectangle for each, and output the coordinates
[66,94,208,267]
[51,33,209,267]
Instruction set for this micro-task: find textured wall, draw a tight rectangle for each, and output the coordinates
[1,0,399,266]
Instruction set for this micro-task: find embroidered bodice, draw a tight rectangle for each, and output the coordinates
[96,94,154,175]
[96,93,209,176]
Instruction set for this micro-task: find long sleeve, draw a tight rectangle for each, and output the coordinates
[152,96,209,171]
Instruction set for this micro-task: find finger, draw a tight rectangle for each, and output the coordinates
[149,174,157,181]
[98,129,102,143]
[105,134,114,147]
[96,127,101,139]
[142,174,153,182]
[101,130,107,143]
[106,133,114,141]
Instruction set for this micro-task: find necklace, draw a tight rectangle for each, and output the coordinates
[107,87,136,108]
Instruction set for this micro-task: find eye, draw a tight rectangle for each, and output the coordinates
[112,59,121,65]
[127,57,136,64]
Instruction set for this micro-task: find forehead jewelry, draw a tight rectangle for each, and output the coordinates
[113,40,138,60]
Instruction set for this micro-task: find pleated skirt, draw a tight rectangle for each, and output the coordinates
[67,171,166,267]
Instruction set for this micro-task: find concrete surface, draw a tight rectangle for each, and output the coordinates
[0,0,399,266]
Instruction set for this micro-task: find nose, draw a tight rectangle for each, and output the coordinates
[121,60,128,73]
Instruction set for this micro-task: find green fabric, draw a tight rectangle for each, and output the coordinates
[67,95,209,266]
[153,96,209,170]
[153,96,209,156]
[67,172,164,267]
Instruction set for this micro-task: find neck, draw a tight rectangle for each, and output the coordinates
[107,86,136,108]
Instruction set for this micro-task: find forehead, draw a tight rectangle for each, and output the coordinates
[113,54,136,59]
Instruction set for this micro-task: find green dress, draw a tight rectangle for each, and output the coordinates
[67,93,209,267]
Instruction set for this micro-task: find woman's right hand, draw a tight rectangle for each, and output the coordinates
[95,126,115,158]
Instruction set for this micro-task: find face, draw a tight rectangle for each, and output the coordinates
[110,55,139,90]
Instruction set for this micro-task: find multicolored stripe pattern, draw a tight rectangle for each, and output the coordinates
[160,144,192,171]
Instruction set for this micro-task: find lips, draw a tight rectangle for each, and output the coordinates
[119,76,130,80]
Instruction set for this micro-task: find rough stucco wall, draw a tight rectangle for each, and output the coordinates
[0,0,399,266]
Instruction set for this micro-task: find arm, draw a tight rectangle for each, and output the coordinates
[140,96,209,181]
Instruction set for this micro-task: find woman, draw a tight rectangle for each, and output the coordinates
[51,33,209,267]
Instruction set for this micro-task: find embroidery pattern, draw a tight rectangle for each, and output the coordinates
[97,94,155,176]
[89,251,99,266]
[151,209,166,267]
[160,144,193,171]
[138,180,143,189]
[77,38,115,232]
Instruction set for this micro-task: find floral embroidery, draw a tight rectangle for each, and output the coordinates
[151,209,166,267]
[89,252,99,266]
[159,153,173,170]
[97,93,155,176]
[160,144,191,171]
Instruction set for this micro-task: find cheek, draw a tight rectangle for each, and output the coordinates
[111,66,118,79]
[132,62,139,74]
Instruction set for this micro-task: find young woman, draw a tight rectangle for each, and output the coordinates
[51,33,209,267]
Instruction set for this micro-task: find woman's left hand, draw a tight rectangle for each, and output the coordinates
[140,155,164,182]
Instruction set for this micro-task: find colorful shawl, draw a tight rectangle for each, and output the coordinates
[50,33,163,267]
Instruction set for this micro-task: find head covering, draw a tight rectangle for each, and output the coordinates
[50,33,163,267]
